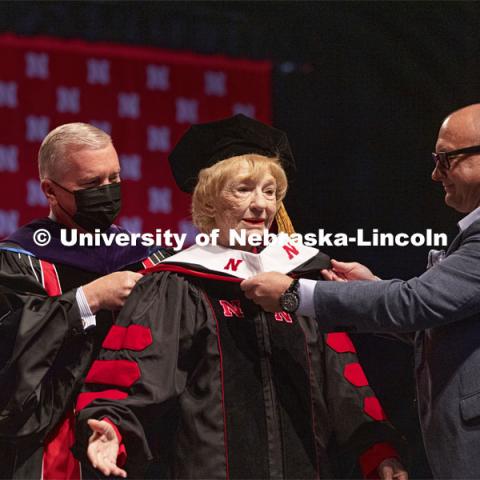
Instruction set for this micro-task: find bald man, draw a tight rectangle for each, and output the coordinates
[241,104,480,478]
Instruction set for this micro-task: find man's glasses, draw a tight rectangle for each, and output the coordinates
[432,145,480,170]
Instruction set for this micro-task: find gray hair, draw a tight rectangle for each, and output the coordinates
[38,122,112,180]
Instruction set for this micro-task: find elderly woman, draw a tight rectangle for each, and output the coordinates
[74,115,407,479]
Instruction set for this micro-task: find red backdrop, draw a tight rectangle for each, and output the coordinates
[0,34,271,240]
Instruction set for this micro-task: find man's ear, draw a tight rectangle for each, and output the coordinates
[41,179,58,207]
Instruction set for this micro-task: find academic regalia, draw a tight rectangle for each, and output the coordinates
[74,240,404,479]
[0,217,170,479]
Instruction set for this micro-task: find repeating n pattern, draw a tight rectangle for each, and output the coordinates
[0,34,271,238]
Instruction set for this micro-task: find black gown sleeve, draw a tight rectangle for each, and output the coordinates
[0,250,99,442]
[321,330,407,477]
[73,271,211,476]
[293,254,406,477]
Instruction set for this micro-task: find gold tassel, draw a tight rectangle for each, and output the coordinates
[275,202,295,235]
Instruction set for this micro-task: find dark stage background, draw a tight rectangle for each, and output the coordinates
[3,1,480,476]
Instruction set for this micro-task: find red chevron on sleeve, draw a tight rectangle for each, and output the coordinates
[85,360,140,388]
[343,362,369,387]
[75,389,129,411]
[102,325,153,351]
[364,396,387,421]
[326,332,356,353]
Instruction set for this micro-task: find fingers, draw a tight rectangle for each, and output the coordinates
[330,259,360,277]
[240,278,259,298]
[110,463,128,478]
[118,272,142,294]
[128,271,143,287]
[378,458,408,480]
[87,432,125,478]
[379,465,394,480]
[243,289,253,300]
[241,280,253,298]
[321,269,347,282]
[95,271,144,310]
[240,273,290,312]
[320,269,334,281]
[98,457,127,478]
[88,418,110,436]
[392,465,408,480]
[87,444,99,470]
[87,443,112,473]
[92,455,123,478]
[240,276,258,291]
[123,271,143,294]
[330,259,378,281]
[330,259,354,272]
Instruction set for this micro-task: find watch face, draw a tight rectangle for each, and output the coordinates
[280,292,299,313]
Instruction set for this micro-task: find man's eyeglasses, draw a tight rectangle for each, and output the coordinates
[432,145,480,170]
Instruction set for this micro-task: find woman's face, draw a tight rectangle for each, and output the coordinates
[214,161,278,250]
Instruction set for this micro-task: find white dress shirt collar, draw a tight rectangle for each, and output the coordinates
[458,205,480,232]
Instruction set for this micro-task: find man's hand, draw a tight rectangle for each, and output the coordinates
[83,271,143,313]
[378,457,408,480]
[87,419,127,478]
[321,259,379,282]
[241,272,292,312]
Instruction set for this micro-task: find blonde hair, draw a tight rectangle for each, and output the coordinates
[192,154,288,233]
[38,122,112,180]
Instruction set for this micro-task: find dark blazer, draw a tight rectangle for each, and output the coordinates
[312,219,480,478]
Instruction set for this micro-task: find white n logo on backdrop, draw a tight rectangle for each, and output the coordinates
[87,59,110,85]
[57,87,80,113]
[119,216,143,234]
[26,116,50,142]
[204,71,227,97]
[0,82,18,108]
[175,98,198,123]
[147,126,170,152]
[0,210,19,236]
[148,187,172,214]
[146,65,170,91]
[118,93,140,119]
[25,52,49,79]
[120,154,142,181]
[0,146,19,173]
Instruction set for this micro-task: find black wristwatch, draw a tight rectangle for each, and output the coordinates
[279,278,300,313]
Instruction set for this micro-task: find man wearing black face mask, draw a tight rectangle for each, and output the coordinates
[48,180,122,233]
[0,123,170,479]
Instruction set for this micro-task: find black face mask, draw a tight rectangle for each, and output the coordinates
[52,180,122,232]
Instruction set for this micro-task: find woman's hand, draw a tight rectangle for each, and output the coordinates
[378,457,408,480]
[87,419,127,478]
